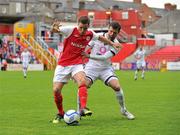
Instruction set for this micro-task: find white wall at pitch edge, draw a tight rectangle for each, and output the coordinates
[7,64,44,71]
[167,62,180,70]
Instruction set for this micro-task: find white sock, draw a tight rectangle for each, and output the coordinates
[142,70,145,78]
[77,92,80,112]
[23,69,26,76]
[135,70,138,78]
[115,89,126,111]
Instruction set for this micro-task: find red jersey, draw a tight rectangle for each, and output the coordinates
[58,27,98,66]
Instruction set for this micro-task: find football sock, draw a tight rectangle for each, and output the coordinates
[115,89,126,111]
[25,70,27,76]
[77,93,80,112]
[135,70,138,78]
[54,91,64,115]
[23,68,26,76]
[78,84,88,109]
[142,70,145,78]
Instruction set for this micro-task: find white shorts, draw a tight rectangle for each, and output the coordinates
[22,61,29,68]
[136,61,146,69]
[85,66,118,85]
[53,64,84,83]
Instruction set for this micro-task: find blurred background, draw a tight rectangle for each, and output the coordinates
[0,0,180,71]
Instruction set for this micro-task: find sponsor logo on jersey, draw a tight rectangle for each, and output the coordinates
[99,46,107,54]
[71,42,86,49]
[74,34,79,37]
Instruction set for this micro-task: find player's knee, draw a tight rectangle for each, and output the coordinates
[53,86,61,92]
[78,79,86,87]
[112,85,121,92]
[85,80,92,88]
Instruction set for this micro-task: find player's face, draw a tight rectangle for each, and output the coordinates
[107,26,119,41]
[78,23,89,35]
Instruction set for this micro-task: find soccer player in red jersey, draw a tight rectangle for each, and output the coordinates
[51,16,121,123]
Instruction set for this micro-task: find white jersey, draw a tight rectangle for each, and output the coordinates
[21,51,31,63]
[86,33,119,68]
[134,49,146,63]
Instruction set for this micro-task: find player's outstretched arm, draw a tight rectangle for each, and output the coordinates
[50,19,62,33]
[98,35,122,51]
[82,51,114,61]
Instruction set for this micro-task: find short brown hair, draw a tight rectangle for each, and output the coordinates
[78,16,90,25]
[109,21,121,32]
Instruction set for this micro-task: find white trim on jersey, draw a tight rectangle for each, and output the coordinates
[59,26,99,41]
[59,26,74,37]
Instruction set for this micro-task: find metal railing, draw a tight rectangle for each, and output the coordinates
[20,35,57,70]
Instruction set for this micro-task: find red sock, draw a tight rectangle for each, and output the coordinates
[78,84,88,109]
[54,91,64,115]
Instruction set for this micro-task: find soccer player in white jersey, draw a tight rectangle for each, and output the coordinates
[81,21,135,120]
[50,16,121,123]
[134,46,146,80]
[21,48,31,78]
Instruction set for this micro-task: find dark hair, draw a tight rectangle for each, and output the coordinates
[109,21,121,32]
[78,16,90,25]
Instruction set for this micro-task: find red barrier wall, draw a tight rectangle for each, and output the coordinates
[137,38,155,46]
[0,24,13,34]
[112,43,136,62]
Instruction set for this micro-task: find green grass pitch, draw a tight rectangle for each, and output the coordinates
[0,71,180,135]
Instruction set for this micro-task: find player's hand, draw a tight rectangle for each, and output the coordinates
[81,52,90,58]
[51,19,61,33]
[112,42,122,51]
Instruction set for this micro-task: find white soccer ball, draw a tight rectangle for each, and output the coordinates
[64,109,80,125]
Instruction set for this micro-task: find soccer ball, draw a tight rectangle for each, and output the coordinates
[64,109,80,125]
